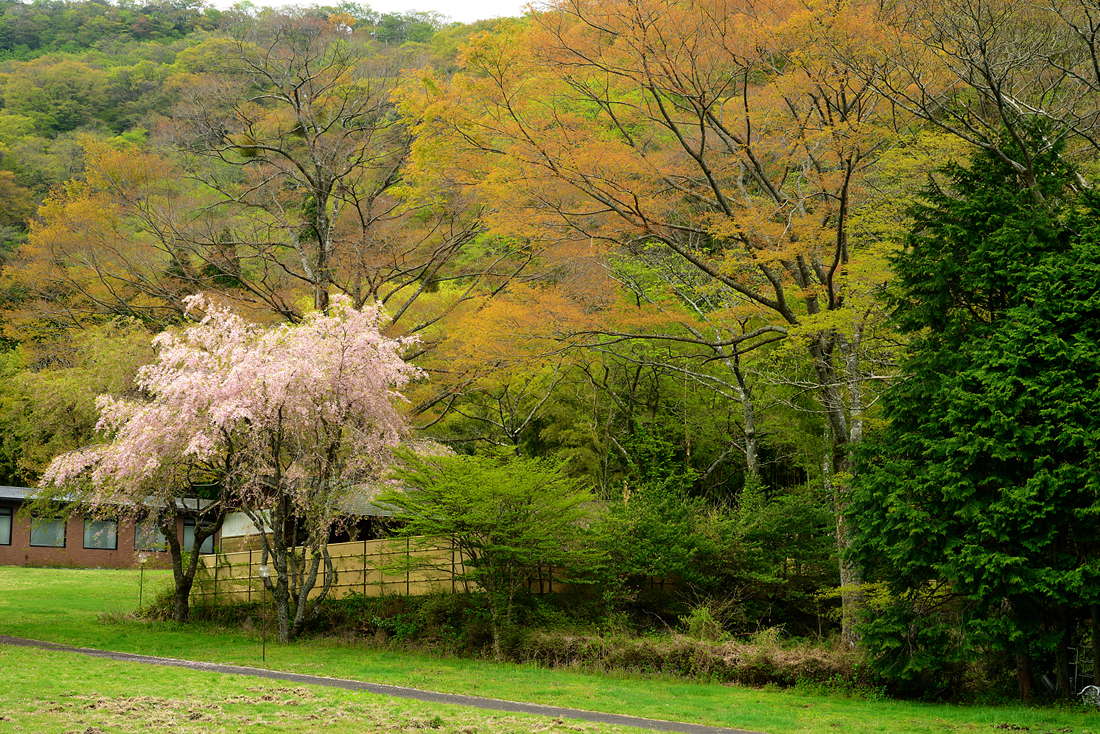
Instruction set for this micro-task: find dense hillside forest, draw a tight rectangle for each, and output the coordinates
[2,0,1100,702]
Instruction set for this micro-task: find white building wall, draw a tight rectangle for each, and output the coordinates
[220,510,270,538]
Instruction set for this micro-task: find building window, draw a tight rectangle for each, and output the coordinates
[0,506,11,546]
[183,519,214,554]
[29,518,66,548]
[134,518,167,552]
[83,519,118,550]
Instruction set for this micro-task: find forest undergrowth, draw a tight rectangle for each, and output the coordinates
[167,587,1015,705]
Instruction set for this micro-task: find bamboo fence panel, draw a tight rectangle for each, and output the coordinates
[193,537,605,605]
[193,537,467,604]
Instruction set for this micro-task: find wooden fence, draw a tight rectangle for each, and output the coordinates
[191,536,566,604]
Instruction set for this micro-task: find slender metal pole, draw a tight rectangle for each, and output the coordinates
[137,554,148,611]
[258,564,271,663]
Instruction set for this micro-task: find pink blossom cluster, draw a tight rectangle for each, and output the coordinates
[41,294,422,514]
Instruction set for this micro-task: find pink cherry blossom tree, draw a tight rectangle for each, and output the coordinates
[42,294,421,637]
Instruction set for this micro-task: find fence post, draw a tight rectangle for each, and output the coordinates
[362,539,367,597]
[406,536,410,597]
[248,549,253,604]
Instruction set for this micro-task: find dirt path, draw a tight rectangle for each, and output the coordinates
[0,634,765,734]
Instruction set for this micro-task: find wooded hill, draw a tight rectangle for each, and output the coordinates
[2,0,1099,702]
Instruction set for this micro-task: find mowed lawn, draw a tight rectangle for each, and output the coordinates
[0,566,1096,734]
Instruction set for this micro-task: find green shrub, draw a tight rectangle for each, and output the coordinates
[317,592,496,652]
[682,604,724,641]
[138,583,176,621]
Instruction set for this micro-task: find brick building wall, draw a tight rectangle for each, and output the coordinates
[0,488,217,569]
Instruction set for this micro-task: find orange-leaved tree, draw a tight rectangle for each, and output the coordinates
[407,0,909,644]
[1,141,205,346]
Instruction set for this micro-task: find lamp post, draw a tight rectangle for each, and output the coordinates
[257,564,271,662]
[138,554,149,610]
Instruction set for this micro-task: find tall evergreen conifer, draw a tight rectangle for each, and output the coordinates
[851,132,1100,700]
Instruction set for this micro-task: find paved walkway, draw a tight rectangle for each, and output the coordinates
[0,634,764,734]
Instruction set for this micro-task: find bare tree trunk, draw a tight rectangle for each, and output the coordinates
[290,539,336,639]
[246,498,291,643]
[838,329,865,647]
[834,497,864,648]
[731,353,759,481]
[824,441,864,648]
[160,506,225,624]
[812,330,865,648]
[490,605,503,662]
[250,495,339,642]
[1016,649,1033,702]
[161,514,190,624]
[842,326,864,446]
[1055,605,1072,699]
[1091,604,1100,689]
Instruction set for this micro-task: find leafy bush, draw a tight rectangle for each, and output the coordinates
[682,604,724,642]
[137,583,176,621]
[589,477,837,638]
[319,592,495,653]
[378,450,601,660]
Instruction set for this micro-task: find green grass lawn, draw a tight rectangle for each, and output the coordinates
[0,644,648,734]
[0,566,1096,734]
